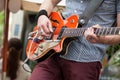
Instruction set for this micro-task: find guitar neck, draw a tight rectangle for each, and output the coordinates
[62,27,120,37]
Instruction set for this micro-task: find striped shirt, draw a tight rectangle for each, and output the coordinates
[60,0,120,62]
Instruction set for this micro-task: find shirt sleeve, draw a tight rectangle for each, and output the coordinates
[117,0,120,13]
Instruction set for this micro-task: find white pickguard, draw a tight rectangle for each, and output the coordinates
[30,40,60,60]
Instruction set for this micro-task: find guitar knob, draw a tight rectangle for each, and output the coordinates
[70,19,75,23]
[80,19,85,25]
[38,36,43,40]
[34,52,38,56]
[33,38,41,43]
[39,45,43,49]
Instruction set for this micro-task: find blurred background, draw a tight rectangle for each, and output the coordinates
[0,0,120,80]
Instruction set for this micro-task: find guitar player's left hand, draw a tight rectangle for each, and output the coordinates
[84,24,104,44]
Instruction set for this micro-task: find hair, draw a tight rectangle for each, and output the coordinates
[0,46,3,59]
[7,38,23,80]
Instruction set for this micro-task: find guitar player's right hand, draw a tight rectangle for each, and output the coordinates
[37,15,53,36]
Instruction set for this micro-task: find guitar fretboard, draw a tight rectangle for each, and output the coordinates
[61,27,120,37]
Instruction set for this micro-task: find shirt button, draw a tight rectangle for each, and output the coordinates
[81,0,83,3]
[74,10,77,13]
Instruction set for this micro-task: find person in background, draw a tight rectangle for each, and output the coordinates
[6,38,31,80]
[30,0,120,80]
[0,45,3,79]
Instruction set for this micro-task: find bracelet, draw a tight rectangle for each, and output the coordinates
[35,10,48,22]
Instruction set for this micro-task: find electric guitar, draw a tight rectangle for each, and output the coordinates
[26,12,120,61]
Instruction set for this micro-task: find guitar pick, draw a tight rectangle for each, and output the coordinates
[0,0,4,12]
[8,0,21,13]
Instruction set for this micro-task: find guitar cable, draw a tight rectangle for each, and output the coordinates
[22,29,43,73]
[22,29,40,73]
[22,58,32,73]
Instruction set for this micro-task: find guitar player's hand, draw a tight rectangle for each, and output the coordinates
[84,24,104,44]
[37,15,53,36]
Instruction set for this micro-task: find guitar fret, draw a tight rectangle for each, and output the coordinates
[110,28,113,35]
[106,28,110,35]
[111,28,115,35]
[118,28,120,34]
[94,28,98,35]
[117,28,120,34]
[108,28,111,35]
[79,28,82,35]
[82,28,86,35]
[76,29,81,36]
[109,28,112,35]
[71,29,75,37]
[98,28,101,36]
[72,31,74,36]
[78,29,80,35]
[109,27,119,35]
[79,29,82,36]
[110,27,115,35]
[78,29,81,36]
[101,28,105,35]
[114,27,117,35]
[61,27,120,38]
[102,28,107,35]
[76,29,79,36]
[116,28,120,34]
[81,29,84,35]
[105,27,108,35]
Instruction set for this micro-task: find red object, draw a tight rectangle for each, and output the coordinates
[26,12,79,61]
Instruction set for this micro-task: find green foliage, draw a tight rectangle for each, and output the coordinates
[107,44,120,66]
[0,11,4,45]
[0,12,4,25]
[112,55,120,66]
[107,44,120,55]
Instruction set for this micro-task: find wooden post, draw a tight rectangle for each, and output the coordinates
[2,0,9,79]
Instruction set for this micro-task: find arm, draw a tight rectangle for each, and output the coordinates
[39,0,61,16]
[37,0,61,35]
[84,13,120,45]
[100,13,120,45]
[85,1,120,44]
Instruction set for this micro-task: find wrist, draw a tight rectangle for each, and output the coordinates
[96,36,104,44]
[35,9,48,21]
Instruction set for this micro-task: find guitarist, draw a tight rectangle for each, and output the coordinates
[30,0,120,80]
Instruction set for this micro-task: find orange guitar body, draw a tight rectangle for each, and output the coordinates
[26,12,79,61]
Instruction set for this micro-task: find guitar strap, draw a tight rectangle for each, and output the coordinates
[111,0,118,27]
[79,0,104,27]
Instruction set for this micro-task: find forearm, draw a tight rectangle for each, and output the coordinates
[100,13,120,45]
[39,0,61,16]
[100,35,120,45]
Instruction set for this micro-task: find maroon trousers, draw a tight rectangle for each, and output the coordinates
[30,55,102,80]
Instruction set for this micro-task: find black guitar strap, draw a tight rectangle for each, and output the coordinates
[79,0,104,27]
